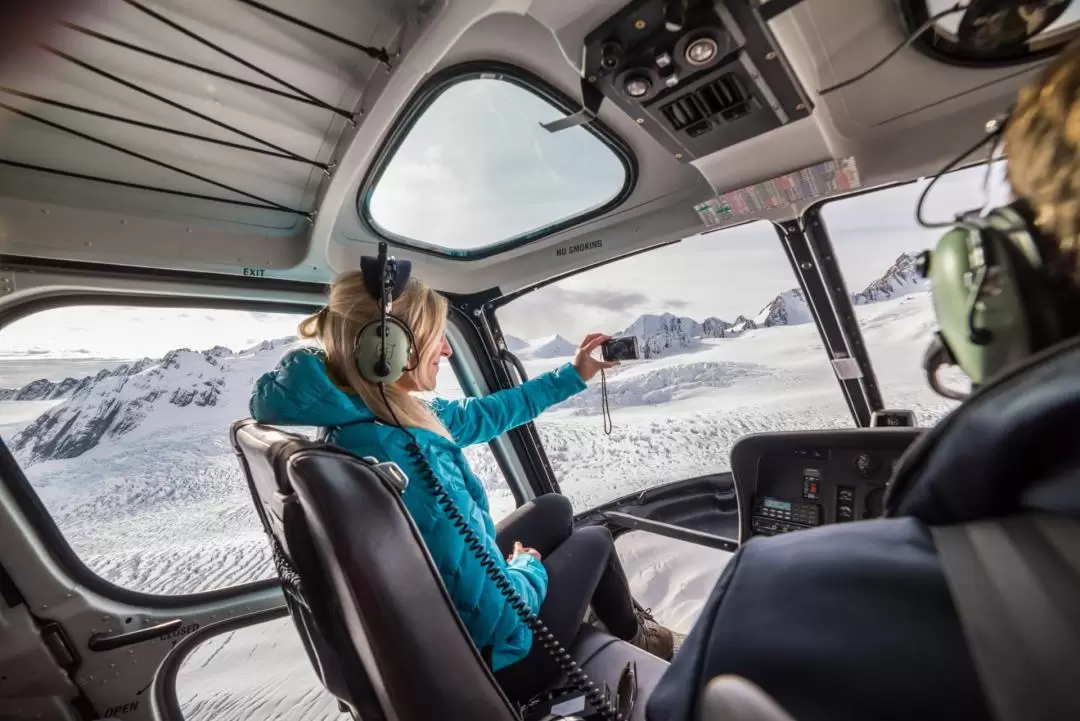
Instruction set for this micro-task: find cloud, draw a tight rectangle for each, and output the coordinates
[367,77,627,251]
[547,288,649,311]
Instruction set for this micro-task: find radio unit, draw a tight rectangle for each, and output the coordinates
[750,496,820,536]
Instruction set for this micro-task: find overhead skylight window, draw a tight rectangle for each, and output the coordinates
[905,0,1080,65]
[362,69,633,257]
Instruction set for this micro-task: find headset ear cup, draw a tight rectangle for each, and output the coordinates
[354,316,415,384]
[929,224,1029,386]
[990,223,1062,351]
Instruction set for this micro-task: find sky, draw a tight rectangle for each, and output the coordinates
[0,74,1012,377]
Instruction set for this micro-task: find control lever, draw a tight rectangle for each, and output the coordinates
[616,661,638,719]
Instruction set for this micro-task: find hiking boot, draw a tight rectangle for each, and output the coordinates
[628,604,675,661]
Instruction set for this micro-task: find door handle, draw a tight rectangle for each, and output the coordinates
[88,618,184,651]
[500,349,529,383]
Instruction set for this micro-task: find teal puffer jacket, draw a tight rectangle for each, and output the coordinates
[249,347,587,669]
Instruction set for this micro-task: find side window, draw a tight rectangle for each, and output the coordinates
[495,220,852,511]
[0,304,513,596]
[820,162,1009,425]
[176,617,341,721]
[424,356,517,522]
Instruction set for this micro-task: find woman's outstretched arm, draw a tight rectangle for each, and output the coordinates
[433,334,617,447]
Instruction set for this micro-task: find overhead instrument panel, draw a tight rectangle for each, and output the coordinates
[582,0,812,162]
[730,429,923,541]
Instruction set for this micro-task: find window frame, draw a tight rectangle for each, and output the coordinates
[481,218,875,501]
[486,220,876,425]
[356,61,639,260]
[0,290,528,606]
[805,162,994,420]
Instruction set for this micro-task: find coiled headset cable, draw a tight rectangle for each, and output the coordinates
[376,384,621,720]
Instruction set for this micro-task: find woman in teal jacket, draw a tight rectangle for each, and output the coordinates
[250,270,673,703]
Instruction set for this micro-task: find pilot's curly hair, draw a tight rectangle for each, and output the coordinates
[1005,38,1080,280]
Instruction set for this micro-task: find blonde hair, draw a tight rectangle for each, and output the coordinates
[298,271,453,439]
[1005,37,1080,280]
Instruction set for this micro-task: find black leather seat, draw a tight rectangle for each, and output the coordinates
[230,419,668,721]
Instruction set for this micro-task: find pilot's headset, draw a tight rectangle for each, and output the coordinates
[354,242,417,385]
[919,196,1079,399]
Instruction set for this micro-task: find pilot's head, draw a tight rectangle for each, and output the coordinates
[1004,38,1080,276]
[922,38,1080,398]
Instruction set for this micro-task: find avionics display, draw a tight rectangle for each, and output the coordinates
[750,495,820,536]
[731,429,923,540]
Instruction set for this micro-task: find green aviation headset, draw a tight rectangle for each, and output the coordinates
[919,198,1077,399]
[354,242,417,385]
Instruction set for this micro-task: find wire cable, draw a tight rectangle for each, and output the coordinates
[601,369,613,436]
[233,0,391,65]
[41,45,322,167]
[0,87,316,164]
[377,384,620,720]
[818,3,968,95]
[915,125,1003,228]
[122,0,349,120]
[0,101,309,216]
[0,158,304,213]
[61,22,353,119]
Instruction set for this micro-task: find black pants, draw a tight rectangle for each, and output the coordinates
[492,494,639,702]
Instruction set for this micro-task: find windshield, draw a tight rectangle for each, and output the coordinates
[497,220,852,510]
[822,160,1010,424]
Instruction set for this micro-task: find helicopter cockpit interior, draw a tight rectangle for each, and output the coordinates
[1,0,1076,720]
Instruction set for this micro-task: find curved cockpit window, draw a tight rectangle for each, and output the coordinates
[362,69,633,258]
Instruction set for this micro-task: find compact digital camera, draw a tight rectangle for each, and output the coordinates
[601,336,640,362]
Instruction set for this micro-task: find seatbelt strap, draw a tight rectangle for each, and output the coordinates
[931,514,1080,721]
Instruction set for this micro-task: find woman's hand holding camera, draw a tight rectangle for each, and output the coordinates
[573,333,620,382]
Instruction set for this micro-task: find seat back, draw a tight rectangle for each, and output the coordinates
[230,419,519,721]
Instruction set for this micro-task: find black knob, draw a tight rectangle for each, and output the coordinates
[600,41,622,71]
[665,0,687,32]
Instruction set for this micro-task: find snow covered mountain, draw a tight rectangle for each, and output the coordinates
[3,252,934,466]
[730,315,757,333]
[701,317,735,338]
[606,253,929,359]
[0,359,154,402]
[503,334,529,352]
[754,288,813,327]
[10,340,296,467]
[621,313,703,358]
[520,334,577,359]
[851,252,928,304]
